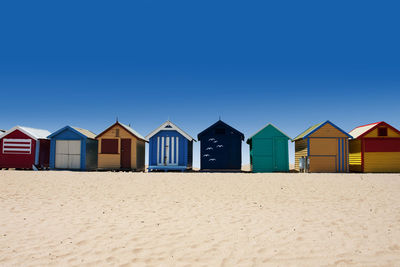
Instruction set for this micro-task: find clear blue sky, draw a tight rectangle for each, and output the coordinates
[1,1,399,167]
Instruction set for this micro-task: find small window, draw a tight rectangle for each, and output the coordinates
[102,139,118,154]
[215,128,225,135]
[378,127,388,136]
[115,129,120,137]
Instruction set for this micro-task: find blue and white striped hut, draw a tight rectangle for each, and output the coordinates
[146,120,195,171]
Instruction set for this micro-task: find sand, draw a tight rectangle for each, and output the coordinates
[1,171,400,266]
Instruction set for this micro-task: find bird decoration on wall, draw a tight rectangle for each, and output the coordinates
[204,135,227,164]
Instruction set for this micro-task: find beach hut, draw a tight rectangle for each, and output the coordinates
[198,120,244,171]
[247,124,291,172]
[293,120,352,173]
[48,126,98,171]
[96,121,147,171]
[0,126,51,169]
[349,121,400,172]
[146,120,195,171]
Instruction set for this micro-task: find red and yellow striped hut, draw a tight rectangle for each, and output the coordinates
[349,121,400,172]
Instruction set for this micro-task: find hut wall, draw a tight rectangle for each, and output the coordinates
[364,152,400,172]
[294,139,308,171]
[136,140,146,171]
[149,130,188,167]
[308,137,348,173]
[38,139,50,168]
[85,138,98,170]
[349,139,362,172]
[0,130,36,169]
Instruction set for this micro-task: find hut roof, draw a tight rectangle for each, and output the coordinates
[71,127,97,139]
[349,121,400,139]
[146,121,195,141]
[293,120,352,141]
[96,122,147,142]
[48,126,97,140]
[197,120,244,141]
[246,123,291,144]
[0,126,51,140]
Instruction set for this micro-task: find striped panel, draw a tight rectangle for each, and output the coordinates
[3,139,31,154]
[157,136,179,166]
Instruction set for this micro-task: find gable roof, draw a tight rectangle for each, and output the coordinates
[0,126,51,140]
[246,123,291,144]
[197,120,244,141]
[96,121,147,142]
[293,120,352,141]
[349,121,400,139]
[146,121,195,141]
[48,126,97,139]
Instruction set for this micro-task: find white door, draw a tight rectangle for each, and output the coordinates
[55,140,81,169]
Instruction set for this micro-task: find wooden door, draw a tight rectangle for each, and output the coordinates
[55,140,81,169]
[121,139,131,169]
[274,138,287,171]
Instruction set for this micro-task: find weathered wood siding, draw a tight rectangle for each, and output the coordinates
[349,139,362,172]
[294,139,308,171]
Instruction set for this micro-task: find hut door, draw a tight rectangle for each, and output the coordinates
[274,138,286,171]
[121,139,131,169]
[55,140,81,169]
[157,136,178,166]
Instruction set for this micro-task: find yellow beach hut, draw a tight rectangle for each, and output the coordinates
[96,121,147,171]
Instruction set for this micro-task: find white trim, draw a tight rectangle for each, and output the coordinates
[157,137,160,165]
[3,148,31,152]
[160,137,164,165]
[35,140,40,165]
[3,139,31,154]
[145,121,195,141]
[3,139,31,143]
[176,137,179,164]
[171,137,174,164]
[166,136,170,164]
[3,143,30,147]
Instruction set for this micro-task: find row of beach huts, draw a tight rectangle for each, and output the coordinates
[0,120,399,173]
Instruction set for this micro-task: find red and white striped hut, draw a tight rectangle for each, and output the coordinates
[0,126,51,169]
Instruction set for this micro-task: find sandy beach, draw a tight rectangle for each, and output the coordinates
[1,171,400,266]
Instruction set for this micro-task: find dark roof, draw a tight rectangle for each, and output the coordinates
[197,120,244,141]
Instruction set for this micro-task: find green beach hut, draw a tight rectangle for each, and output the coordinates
[247,124,291,172]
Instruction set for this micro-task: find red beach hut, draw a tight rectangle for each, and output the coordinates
[0,126,51,169]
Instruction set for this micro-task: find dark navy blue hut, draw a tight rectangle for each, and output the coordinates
[146,121,195,171]
[197,120,244,171]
